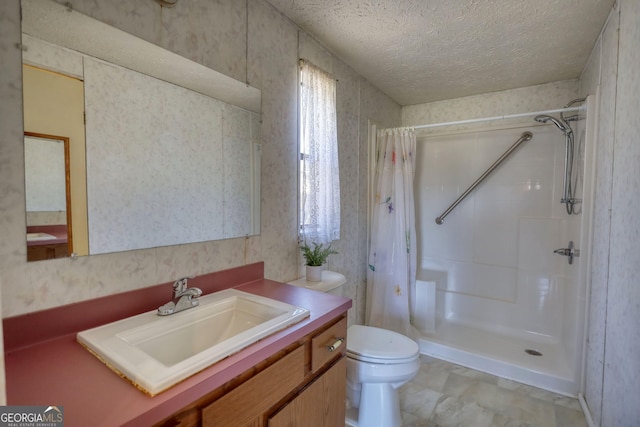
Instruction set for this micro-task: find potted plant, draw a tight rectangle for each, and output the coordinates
[299,241,338,282]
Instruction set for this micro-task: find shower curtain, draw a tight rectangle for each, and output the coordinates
[367,127,417,337]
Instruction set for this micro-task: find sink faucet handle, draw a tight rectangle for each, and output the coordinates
[173,276,195,295]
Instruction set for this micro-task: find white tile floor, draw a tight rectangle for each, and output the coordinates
[397,355,588,427]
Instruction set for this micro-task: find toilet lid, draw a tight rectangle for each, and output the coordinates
[347,325,419,361]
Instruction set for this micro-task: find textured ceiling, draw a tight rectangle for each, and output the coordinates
[266,0,615,105]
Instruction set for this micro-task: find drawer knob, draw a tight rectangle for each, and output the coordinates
[326,338,344,352]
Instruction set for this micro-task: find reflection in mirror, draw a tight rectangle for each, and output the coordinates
[21,0,262,258]
[22,62,88,259]
[24,132,73,262]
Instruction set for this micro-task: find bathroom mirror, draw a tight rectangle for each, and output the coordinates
[21,0,261,257]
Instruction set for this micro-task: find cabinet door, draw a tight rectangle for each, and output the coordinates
[268,357,346,427]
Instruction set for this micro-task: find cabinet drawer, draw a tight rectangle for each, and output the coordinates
[311,316,347,372]
[202,345,305,427]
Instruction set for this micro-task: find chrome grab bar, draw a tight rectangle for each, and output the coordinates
[435,131,533,225]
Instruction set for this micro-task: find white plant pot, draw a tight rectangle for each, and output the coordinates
[305,265,323,282]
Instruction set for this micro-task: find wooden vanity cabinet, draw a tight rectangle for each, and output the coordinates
[154,315,348,427]
[27,242,68,261]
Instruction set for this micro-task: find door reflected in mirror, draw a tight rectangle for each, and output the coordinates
[24,132,73,261]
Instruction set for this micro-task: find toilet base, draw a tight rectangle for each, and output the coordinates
[344,382,402,427]
[345,407,358,427]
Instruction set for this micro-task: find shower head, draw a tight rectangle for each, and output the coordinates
[534,114,571,134]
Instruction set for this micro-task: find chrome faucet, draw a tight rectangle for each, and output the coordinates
[553,240,579,265]
[157,277,202,316]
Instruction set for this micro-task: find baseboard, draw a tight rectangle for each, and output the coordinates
[578,393,598,427]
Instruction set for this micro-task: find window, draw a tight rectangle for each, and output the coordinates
[299,59,340,244]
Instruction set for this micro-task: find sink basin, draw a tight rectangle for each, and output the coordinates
[77,289,309,395]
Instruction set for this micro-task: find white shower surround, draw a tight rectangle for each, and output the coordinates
[403,80,593,396]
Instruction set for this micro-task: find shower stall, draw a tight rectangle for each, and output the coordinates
[409,98,594,397]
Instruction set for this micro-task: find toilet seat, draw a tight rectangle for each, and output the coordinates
[347,351,418,365]
[347,325,419,364]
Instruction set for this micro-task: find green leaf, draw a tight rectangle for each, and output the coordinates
[299,241,338,266]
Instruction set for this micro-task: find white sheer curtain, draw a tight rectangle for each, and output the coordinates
[367,127,417,337]
[299,59,340,244]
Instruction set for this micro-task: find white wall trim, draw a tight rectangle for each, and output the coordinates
[579,393,598,427]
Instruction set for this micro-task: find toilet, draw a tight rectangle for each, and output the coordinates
[345,325,420,427]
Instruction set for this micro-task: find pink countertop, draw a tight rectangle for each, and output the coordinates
[3,263,352,427]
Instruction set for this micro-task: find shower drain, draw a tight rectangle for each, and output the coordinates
[525,349,543,356]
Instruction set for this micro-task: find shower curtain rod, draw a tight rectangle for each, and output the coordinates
[413,105,585,130]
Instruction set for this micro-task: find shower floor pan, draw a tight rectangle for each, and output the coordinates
[417,321,577,397]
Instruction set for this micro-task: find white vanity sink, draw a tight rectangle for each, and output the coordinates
[77,289,309,395]
[26,232,57,241]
